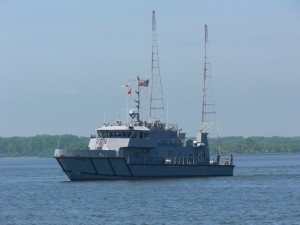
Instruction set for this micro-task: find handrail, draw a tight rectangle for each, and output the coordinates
[212,154,233,165]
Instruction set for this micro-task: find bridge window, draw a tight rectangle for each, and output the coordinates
[129,132,135,138]
[136,132,141,138]
[98,131,105,137]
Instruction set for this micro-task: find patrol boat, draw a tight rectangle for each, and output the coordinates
[54,11,234,181]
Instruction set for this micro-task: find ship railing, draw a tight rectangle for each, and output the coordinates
[164,157,203,165]
[127,157,204,165]
[145,122,178,130]
[211,155,233,165]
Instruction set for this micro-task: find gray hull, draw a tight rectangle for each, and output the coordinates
[55,156,234,181]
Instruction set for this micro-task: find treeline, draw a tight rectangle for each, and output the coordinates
[0,135,299,158]
[209,136,300,154]
[0,135,89,157]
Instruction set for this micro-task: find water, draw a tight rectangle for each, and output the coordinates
[0,154,299,225]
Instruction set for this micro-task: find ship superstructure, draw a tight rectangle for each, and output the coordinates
[54,11,234,181]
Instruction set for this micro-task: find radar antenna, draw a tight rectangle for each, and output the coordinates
[150,10,165,122]
[198,25,222,143]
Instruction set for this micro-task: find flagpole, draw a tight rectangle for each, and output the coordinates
[126,93,128,124]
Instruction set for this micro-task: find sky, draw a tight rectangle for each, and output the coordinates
[0,0,299,138]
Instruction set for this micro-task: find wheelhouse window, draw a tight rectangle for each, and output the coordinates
[97,131,107,137]
[129,132,135,138]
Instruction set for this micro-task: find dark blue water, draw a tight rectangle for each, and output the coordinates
[0,154,299,225]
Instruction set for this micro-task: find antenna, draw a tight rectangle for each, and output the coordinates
[57,135,61,149]
[150,10,165,122]
[103,109,106,124]
[199,25,222,141]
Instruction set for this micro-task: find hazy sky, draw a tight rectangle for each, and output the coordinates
[0,0,299,137]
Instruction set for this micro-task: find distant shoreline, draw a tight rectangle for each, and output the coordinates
[1,135,299,157]
[227,152,300,156]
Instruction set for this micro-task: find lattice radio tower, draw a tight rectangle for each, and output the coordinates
[150,10,165,122]
[200,25,222,140]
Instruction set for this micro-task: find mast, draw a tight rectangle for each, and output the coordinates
[201,24,210,125]
[150,10,165,122]
[129,76,141,123]
[198,25,221,141]
[135,76,141,122]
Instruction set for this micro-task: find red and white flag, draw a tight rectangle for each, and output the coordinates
[127,88,132,94]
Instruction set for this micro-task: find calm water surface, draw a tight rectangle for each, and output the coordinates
[0,154,299,225]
